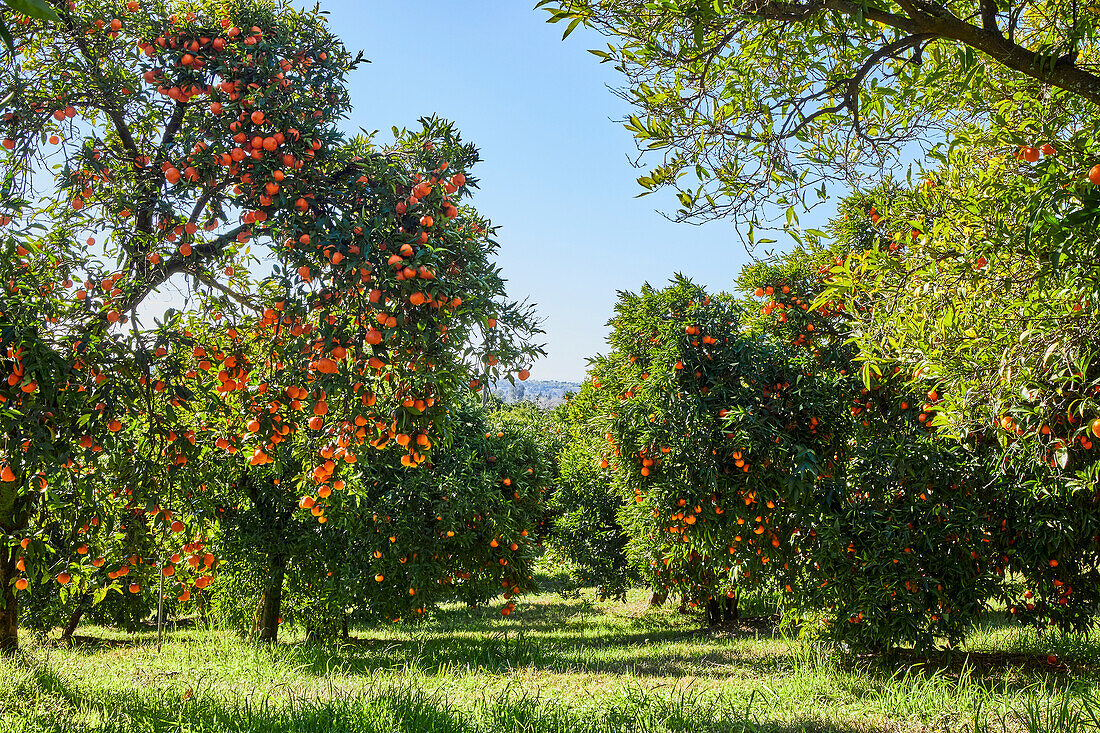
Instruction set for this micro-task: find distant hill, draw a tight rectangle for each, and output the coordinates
[490,379,582,407]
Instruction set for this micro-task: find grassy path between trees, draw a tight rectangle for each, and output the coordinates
[2,573,1099,733]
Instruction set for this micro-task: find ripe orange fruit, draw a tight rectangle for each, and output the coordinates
[1090,165,1100,185]
[518,369,530,381]
[0,465,14,482]
[57,573,71,585]
[1090,417,1100,439]
[128,583,141,594]
[313,357,338,374]
[15,578,28,591]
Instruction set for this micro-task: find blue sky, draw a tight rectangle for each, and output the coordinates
[309,1,811,381]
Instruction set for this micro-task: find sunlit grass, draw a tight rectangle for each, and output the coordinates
[2,571,1098,733]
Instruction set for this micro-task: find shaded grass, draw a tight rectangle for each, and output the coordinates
[2,577,1099,733]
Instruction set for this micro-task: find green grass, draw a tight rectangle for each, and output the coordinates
[2,573,1099,732]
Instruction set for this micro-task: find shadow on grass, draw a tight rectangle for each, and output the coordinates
[50,591,1100,702]
[4,657,909,733]
[861,647,1100,680]
[276,613,1100,701]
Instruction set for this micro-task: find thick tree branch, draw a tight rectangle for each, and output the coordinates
[746,0,1100,105]
[111,223,251,320]
[979,0,1000,35]
[188,182,228,225]
[157,100,189,161]
[748,0,923,34]
[827,0,1100,104]
[66,29,140,155]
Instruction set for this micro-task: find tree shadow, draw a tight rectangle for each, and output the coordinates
[857,647,1100,681]
[3,656,925,733]
[278,620,798,683]
[267,595,1100,702]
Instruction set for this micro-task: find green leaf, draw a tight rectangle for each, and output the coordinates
[561,16,583,39]
[0,17,13,52]
[5,0,61,22]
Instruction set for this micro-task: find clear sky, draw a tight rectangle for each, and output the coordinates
[294,2,813,381]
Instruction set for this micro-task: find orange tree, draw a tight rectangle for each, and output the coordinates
[136,115,544,640]
[0,0,361,653]
[0,0,542,652]
[739,250,1003,650]
[322,399,548,630]
[584,277,835,624]
[822,113,1100,633]
[182,374,548,641]
[583,273,1002,650]
[542,383,635,600]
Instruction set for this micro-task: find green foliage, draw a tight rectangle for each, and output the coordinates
[539,1,1100,230]
[821,112,1100,635]
[0,0,544,653]
[544,387,634,600]
[208,398,551,637]
[583,277,831,610]
[577,271,1019,651]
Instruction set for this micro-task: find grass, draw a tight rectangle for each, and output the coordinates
[2,570,1099,733]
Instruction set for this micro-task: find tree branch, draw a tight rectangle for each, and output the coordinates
[157,100,189,162]
[979,0,1000,35]
[193,269,264,313]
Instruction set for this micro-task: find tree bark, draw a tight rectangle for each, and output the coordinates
[648,590,668,608]
[0,539,18,654]
[725,594,739,623]
[254,552,286,643]
[706,598,722,627]
[59,591,91,643]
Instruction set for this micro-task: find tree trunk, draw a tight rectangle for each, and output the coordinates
[648,590,668,608]
[59,591,91,643]
[254,553,286,643]
[725,594,739,623]
[341,612,349,640]
[0,539,18,655]
[706,598,722,627]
